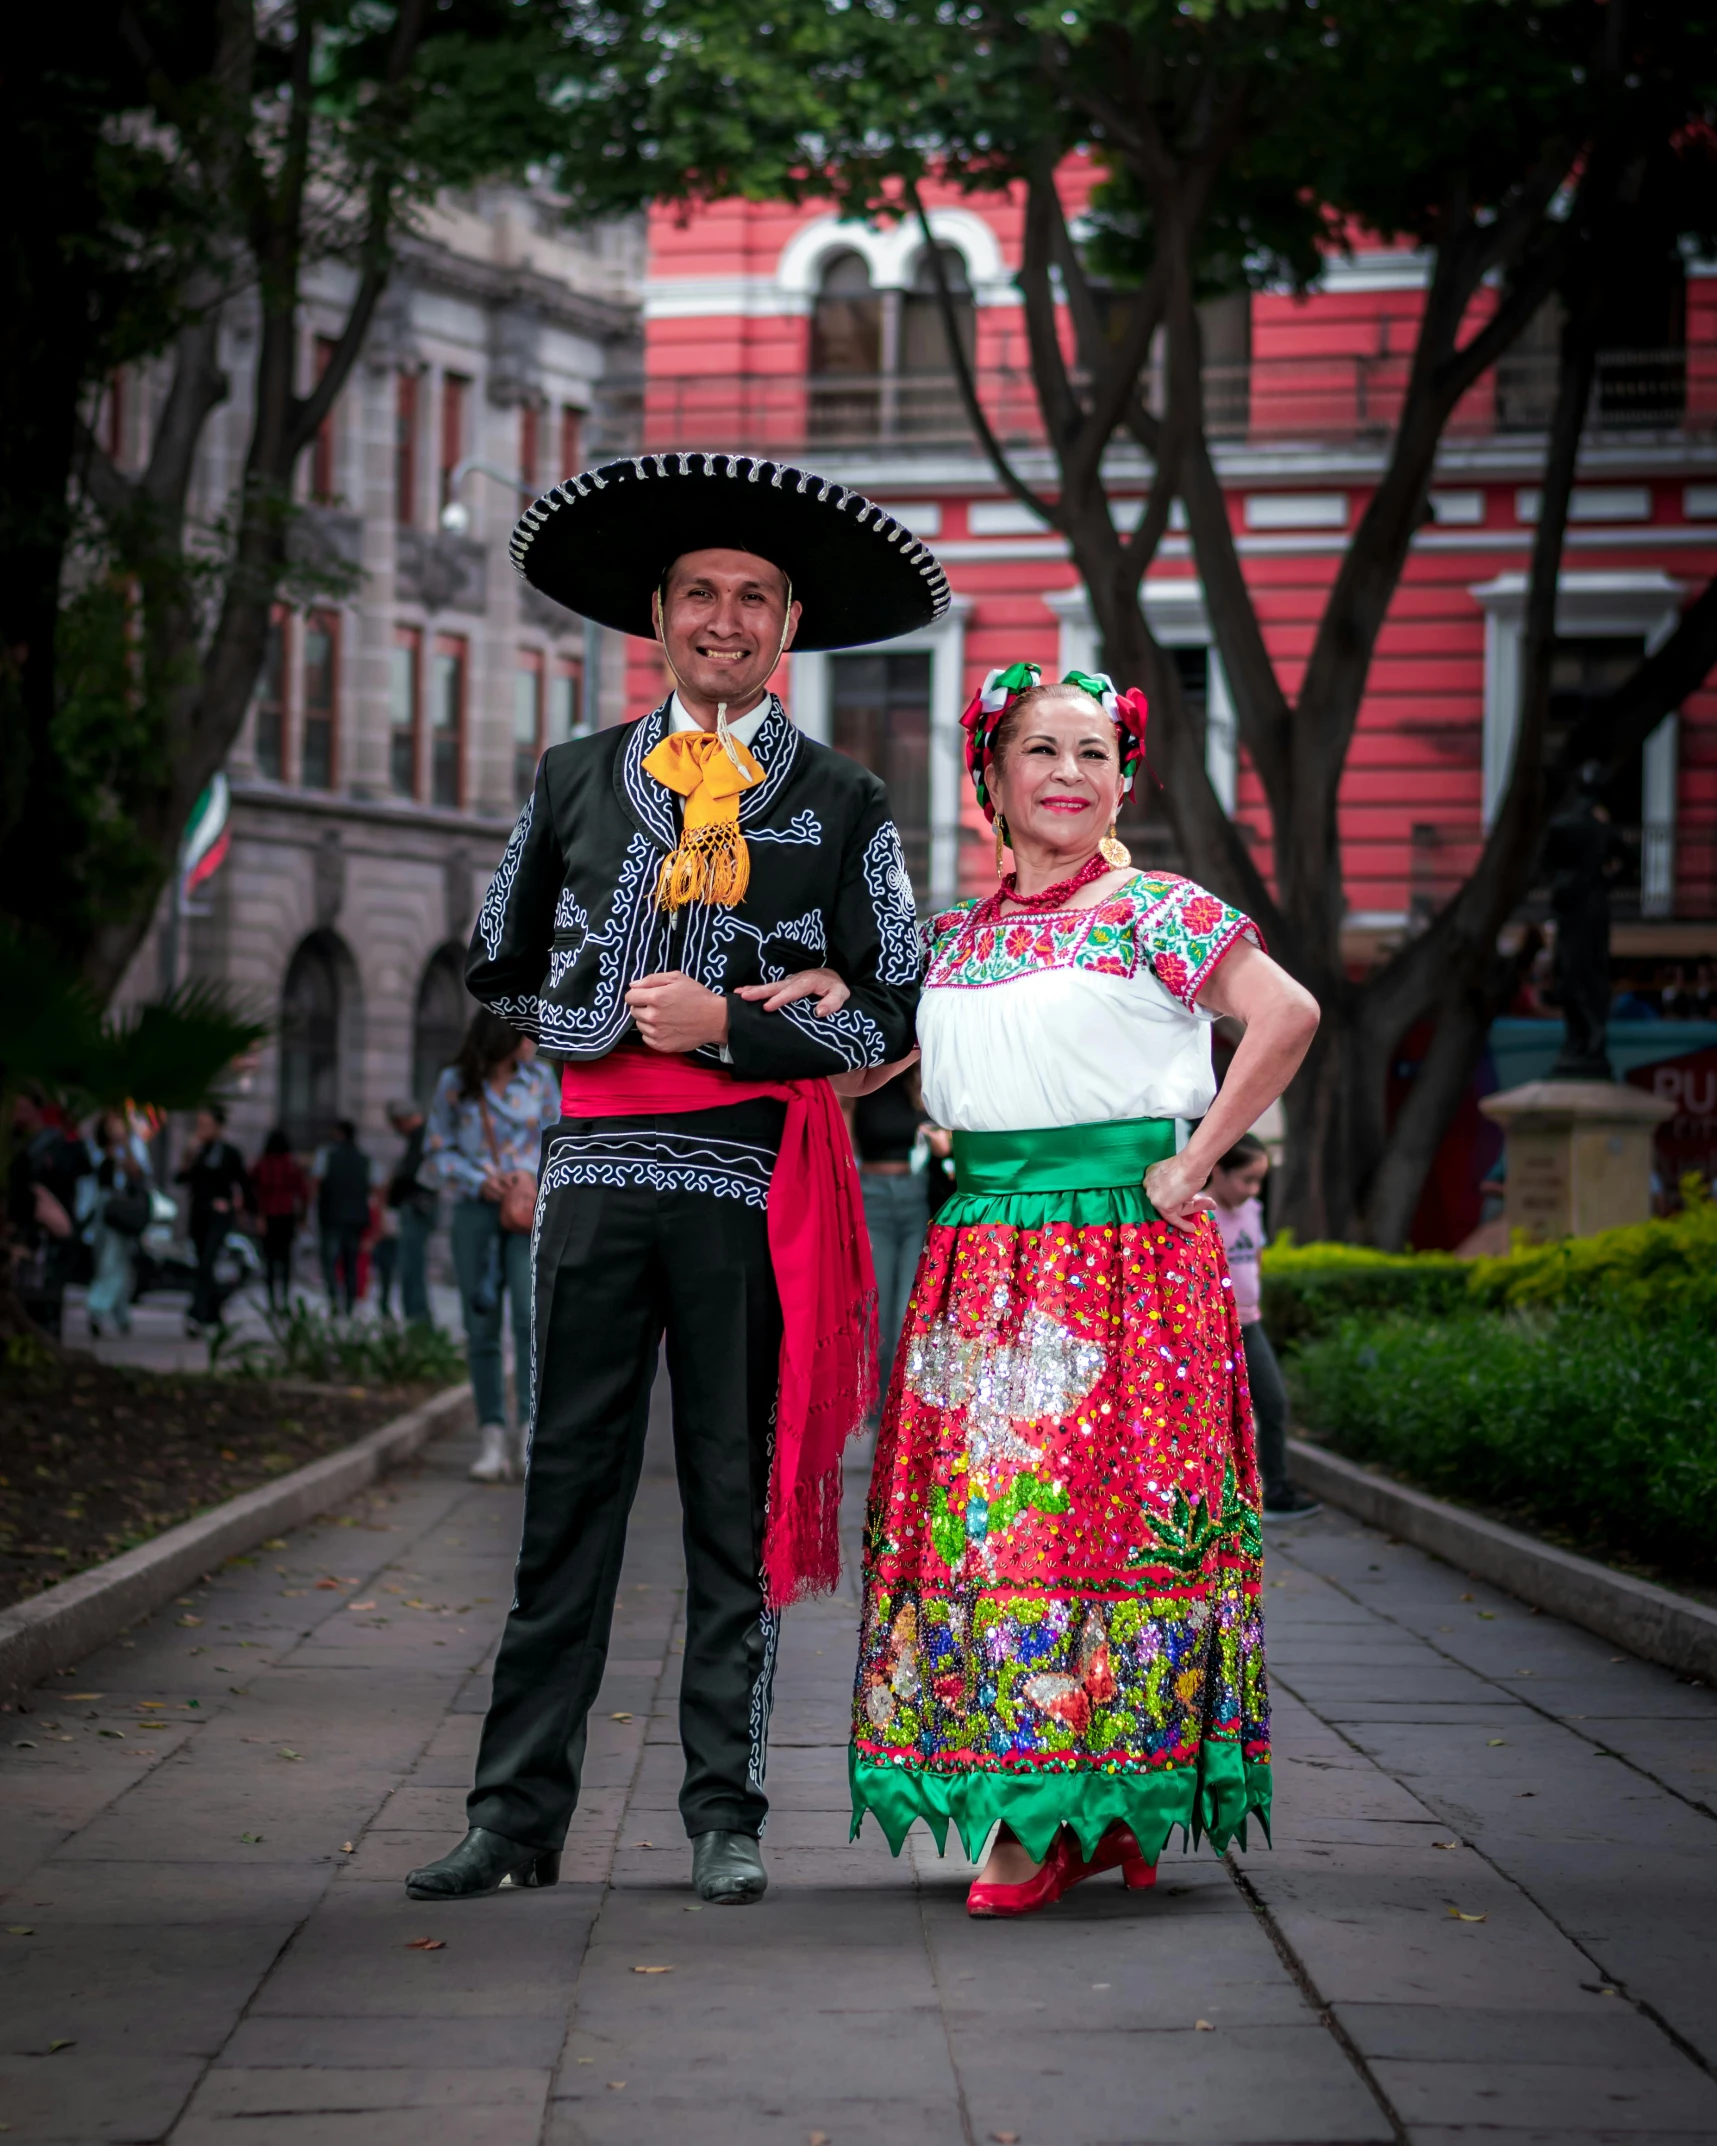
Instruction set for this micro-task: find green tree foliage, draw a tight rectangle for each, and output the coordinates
[562,0,1717,1245]
[2,3,613,994]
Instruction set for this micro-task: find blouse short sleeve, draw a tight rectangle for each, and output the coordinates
[1135,876,1261,1010]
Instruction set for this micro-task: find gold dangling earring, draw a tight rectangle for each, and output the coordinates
[994,816,1009,878]
[1100,819,1132,869]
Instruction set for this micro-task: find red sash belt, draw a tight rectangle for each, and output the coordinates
[560,1050,877,1607]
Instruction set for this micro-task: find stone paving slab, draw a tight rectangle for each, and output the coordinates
[2,1389,1715,2144]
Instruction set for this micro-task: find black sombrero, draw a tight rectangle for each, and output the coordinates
[508,452,950,650]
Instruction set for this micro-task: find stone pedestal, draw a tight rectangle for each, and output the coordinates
[1478,1080,1673,1241]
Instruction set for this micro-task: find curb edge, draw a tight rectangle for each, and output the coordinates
[1288,1436,1717,1683]
[0,1384,472,1708]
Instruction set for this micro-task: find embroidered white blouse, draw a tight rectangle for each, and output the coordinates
[916,872,1260,1134]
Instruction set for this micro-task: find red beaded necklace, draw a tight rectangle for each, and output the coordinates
[973,848,1112,926]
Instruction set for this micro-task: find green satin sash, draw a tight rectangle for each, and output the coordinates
[938,1118,1176,1228]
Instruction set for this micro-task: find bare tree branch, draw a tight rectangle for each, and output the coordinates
[904,179,1060,529]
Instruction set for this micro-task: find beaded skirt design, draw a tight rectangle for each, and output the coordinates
[849,1178,1271,1866]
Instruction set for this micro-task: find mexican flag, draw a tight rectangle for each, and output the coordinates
[182,773,231,892]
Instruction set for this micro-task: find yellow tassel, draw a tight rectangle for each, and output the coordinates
[654,820,751,910]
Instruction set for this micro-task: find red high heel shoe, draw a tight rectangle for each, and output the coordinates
[965,1829,1083,1918]
[1066,1822,1158,1893]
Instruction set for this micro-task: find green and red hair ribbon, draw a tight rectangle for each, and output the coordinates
[959,662,1148,824]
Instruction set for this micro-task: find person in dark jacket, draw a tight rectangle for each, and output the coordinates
[316,1120,371,1315]
[7,1090,93,1338]
[176,1104,250,1334]
[385,1100,438,1325]
[405,454,933,1913]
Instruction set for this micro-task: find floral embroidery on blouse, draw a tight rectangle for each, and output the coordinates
[925,872,1259,1008]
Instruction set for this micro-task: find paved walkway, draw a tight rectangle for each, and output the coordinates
[4,1385,1716,2145]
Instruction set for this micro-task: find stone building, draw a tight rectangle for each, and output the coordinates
[117,189,643,1166]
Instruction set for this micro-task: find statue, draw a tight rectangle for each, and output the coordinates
[1545,762,1624,1081]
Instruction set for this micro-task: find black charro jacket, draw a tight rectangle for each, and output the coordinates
[465,695,921,1078]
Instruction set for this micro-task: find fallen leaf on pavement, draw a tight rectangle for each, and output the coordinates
[607,2081,625,2090]
[240,1832,263,1844]
[7,1926,35,1936]
[991,2133,1020,2143]
[263,1539,287,1550]
[65,1693,102,1700]
[632,1964,673,1974]
[810,2132,831,2144]
[610,1712,633,1722]
[48,2039,75,2053]
[348,1602,377,1613]
[11,1740,36,1750]
[278,1748,302,1762]
[341,1842,356,1854]
[1487,1739,1507,1747]
[1448,1908,1487,1922]
[1433,1841,1459,1850]
[406,1937,445,1951]
[137,1700,165,1710]
[1195,2020,1214,2031]
[177,1615,203,1627]
[1476,1611,1495,1620]
[98,1729,124,1739]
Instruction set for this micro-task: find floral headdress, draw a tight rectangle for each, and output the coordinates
[959,662,1149,825]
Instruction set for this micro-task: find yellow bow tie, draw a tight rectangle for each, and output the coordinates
[640,726,766,910]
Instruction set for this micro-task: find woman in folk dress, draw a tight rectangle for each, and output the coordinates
[843,663,1318,1917]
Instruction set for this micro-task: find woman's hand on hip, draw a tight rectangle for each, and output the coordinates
[830,1048,920,1098]
[1144,1152,1215,1234]
[733,966,850,1016]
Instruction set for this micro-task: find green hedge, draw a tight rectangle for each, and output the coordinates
[1262,1187,1717,1342]
[1288,1308,1717,1580]
[1467,1187,1717,1322]
[1259,1239,1472,1346]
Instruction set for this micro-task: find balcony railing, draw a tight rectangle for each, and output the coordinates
[588,347,1712,462]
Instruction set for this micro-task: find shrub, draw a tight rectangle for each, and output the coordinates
[1467,1179,1717,1323]
[1289,1307,1717,1580]
[1259,1237,1471,1346]
[210,1302,466,1386]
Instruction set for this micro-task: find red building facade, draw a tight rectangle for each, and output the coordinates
[616,182,1717,1013]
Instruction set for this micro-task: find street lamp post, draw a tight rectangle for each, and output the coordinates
[439,458,536,535]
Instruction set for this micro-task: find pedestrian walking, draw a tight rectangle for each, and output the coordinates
[420,1015,556,1485]
[315,1120,371,1315]
[86,1110,150,1337]
[405,457,928,1911]
[845,662,1319,1917]
[385,1100,439,1324]
[175,1104,250,1335]
[252,1128,310,1313]
[1210,1133,1322,1522]
[853,1068,931,1403]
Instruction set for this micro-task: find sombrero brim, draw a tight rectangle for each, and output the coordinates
[508,453,949,651]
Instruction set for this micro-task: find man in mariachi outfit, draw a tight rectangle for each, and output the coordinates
[407,453,946,1907]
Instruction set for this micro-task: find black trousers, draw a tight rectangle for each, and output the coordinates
[1242,1321,1291,1505]
[468,1100,786,1852]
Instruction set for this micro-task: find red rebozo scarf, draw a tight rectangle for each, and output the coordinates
[559,1051,878,1608]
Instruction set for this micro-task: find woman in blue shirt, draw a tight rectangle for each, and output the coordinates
[423,1011,559,1481]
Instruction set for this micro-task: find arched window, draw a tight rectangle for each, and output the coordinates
[810,251,882,443]
[901,245,976,374]
[811,250,882,375]
[278,934,344,1150]
[413,945,472,1107]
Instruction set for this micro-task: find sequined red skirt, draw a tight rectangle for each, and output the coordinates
[850,1203,1271,1865]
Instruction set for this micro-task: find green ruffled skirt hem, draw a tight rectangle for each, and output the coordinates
[933,1186,1161,1229]
[849,1745,1271,1866]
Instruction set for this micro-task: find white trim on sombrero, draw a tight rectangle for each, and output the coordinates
[506,452,953,625]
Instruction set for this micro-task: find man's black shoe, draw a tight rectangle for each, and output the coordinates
[404,1826,560,1900]
[692,1830,767,1904]
[1262,1487,1323,1521]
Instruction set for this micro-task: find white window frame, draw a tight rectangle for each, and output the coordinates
[1471,570,1685,917]
[791,595,972,911]
[1045,582,1239,813]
